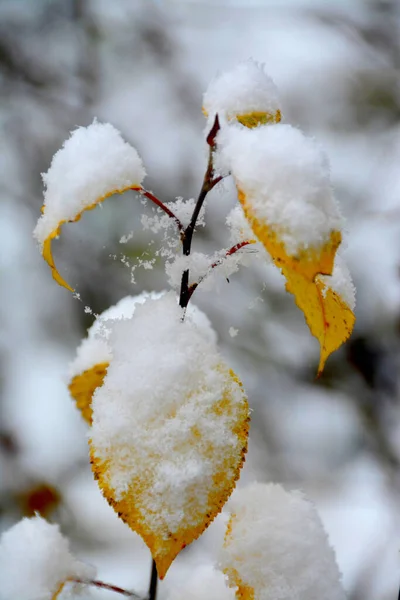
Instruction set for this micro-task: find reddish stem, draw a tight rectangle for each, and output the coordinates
[71,578,141,598]
[211,239,255,268]
[131,186,184,232]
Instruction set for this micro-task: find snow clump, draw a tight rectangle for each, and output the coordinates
[0,516,95,600]
[203,59,280,127]
[216,123,343,255]
[220,483,346,600]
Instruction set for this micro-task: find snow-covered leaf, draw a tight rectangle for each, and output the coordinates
[218,124,355,373]
[0,516,95,600]
[89,294,250,578]
[220,483,346,600]
[33,121,146,292]
[203,59,281,128]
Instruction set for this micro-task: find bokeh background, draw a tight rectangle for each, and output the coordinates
[1,0,400,598]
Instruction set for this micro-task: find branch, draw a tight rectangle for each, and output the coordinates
[148,559,158,600]
[131,186,184,232]
[179,115,221,308]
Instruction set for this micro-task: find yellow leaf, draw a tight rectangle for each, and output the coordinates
[68,362,109,425]
[202,107,281,129]
[236,109,281,128]
[90,367,250,579]
[40,186,140,293]
[238,190,355,374]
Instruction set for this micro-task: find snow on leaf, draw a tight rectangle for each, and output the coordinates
[68,293,162,423]
[68,292,218,425]
[89,293,250,579]
[33,121,146,292]
[166,564,235,600]
[0,516,95,600]
[203,60,281,128]
[220,483,346,600]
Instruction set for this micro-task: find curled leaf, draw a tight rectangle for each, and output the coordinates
[34,121,146,292]
[89,293,250,578]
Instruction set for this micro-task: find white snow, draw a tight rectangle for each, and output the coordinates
[226,205,257,244]
[203,59,280,126]
[318,253,356,310]
[165,246,258,291]
[90,292,247,535]
[217,123,343,255]
[0,516,95,600]
[69,292,162,379]
[167,564,234,600]
[220,483,346,600]
[34,120,146,247]
[69,291,217,378]
[165,253,212,289]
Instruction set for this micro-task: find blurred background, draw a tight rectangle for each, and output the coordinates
[1,0,400,598]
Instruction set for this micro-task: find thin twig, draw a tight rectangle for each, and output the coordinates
[148,559,158,600]
[71,578,142,598]
[131,186,184,232]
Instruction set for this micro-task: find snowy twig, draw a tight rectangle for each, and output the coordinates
[187,239,256,302]
[179,114,222,308]
[132,186,184,232]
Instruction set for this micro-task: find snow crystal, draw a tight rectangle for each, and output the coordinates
[167,564,234,600]
[318,253,356,310]
[229,327,238,338]
[203,59,280,126]
[217,124,343,255]
[90,292,246,534]
[0,516,95,600]
[69,292,162,378]
[34,120,146,247]
[220,483,346,600]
